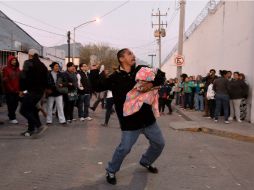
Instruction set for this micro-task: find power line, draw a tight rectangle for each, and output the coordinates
[100,0,130,19]
[0,2,66,32]
[0,15,66,37]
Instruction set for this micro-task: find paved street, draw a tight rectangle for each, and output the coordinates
[0,106,254,190]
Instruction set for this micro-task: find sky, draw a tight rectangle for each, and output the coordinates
[0,0,209,67]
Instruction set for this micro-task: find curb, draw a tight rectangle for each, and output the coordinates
[169,126,254,143]
[172,105,254,143]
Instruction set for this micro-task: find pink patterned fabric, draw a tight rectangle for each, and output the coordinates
[123,67,160,117]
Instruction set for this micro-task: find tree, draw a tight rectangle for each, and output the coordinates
[79,43,119,73]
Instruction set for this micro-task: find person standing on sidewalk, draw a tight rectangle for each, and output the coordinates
[2,55,20,124]
[90,48,165,185]
[202,69,217,117]
[213,70,230,124]
[228,72,249,122]
[206,80,216,119]
[77,63,93,121]
[183,77,194,109]
[174,78,181,106]
[194,75,205,111]
[19,49,48,136]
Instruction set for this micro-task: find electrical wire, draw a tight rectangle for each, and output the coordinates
[0,2,66,32]
[99,0,130,19]
[0,15,66,37]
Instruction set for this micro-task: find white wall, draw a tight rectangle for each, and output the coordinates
[43,47,65,68]
[161,1,254,122]
[17,52,52,70]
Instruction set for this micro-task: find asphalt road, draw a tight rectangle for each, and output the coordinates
[0,107,254,190]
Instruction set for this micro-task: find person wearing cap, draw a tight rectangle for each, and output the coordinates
[19,49,48,136]
[2,55,20,124]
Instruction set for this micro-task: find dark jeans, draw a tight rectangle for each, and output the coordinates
[6,92,20,120]
[166,99,172,113]
[63,95,75,121]
[104,97,114,125]
[20,92,43,132]
[78,94,91,118]
[159,98,165,112]
[159,98,172,113]
[184,93,192,109]
[214,94,229,121]
[208,99,216,118]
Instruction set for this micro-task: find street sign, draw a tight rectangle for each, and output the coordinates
[175,55,184,66]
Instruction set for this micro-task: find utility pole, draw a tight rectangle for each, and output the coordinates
[152,9,167,69]
[67,31,71,63]
[148,54,156,68]
[176,0,186,79]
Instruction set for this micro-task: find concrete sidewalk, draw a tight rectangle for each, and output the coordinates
[171,105,254,143]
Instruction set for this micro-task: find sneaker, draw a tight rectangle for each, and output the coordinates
[237,119,242,123]
[228,117,233,121]
[214,119,218,122]
[224,120,230,124]
[140,162,158,174]
[21,130,33,137]
[9,119,18,124]
[72,118,77,121]
[106,172,117,185]
[101,123,107,127]
[84,117,93,121]
[67,120,72,123]
[80,117,85,121]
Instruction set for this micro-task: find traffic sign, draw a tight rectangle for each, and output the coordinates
[175,55,184,66]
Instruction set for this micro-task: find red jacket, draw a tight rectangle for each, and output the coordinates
[2,55,20,93]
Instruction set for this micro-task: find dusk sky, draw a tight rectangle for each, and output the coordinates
[1,0,209,67]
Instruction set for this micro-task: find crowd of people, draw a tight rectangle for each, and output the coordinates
[159,69,249,124]
[0,50,250,134]
[0,49,117,137]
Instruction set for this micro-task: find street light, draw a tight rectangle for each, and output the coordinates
[72,17,100,63]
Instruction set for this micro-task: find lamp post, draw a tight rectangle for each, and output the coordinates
[72,18,99,63]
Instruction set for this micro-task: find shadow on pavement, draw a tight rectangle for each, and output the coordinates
[65,168,148,190]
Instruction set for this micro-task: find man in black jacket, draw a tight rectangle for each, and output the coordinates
[19,49,48,137]
[77,63,93,121]
[90,48,165,185]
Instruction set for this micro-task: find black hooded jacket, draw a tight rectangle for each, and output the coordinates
[20,57,48,94]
